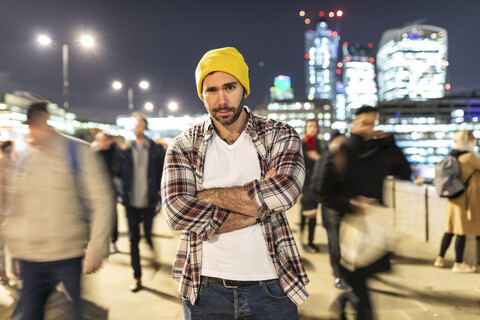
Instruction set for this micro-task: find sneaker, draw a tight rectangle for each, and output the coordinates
[129,278,142,292]
[433,256,445,268]
[452,262,476,273]
[305,243,320,253]
[334,278,351,291]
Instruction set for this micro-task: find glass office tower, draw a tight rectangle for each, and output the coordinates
[305,19,340,101]
[377,24,448,102]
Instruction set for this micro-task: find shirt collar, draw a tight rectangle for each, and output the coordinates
[202,106,255,141]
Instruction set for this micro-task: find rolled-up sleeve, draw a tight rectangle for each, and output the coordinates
[243,125,305,220]
[161,138,230,241]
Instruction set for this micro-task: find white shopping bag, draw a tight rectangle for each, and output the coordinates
[340,205,396,272]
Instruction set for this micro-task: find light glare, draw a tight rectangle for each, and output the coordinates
[112,81,123,90]
[168,101,178,111]
[139,81,149,89]
[80,36,94,47]
[145,102,154,112]
[38,34,52,45]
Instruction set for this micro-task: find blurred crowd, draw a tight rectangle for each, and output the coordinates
[0,101,479,320]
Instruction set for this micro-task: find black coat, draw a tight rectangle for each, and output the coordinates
[311,133,411,214]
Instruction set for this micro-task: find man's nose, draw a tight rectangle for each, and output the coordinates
[218,89,228,106]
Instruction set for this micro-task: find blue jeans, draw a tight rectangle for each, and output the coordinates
[13,257,83,320]
[183,278,298,320]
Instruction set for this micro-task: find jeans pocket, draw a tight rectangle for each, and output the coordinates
[262,280,289,300]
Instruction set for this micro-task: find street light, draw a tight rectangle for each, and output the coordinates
[144,102,154,112]
[37,33,95,109]
[168,101,178,112]
[112,80,150,110]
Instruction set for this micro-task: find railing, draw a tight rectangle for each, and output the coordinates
[384,177,478,265]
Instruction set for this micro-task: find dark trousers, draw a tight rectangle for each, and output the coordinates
[340,254,391,320]
[111,203,118,244]
[300,214,317,244]
[13,257,83,320]
[322,206,343,278]
[125,206,155,279]
[439,233,465,263]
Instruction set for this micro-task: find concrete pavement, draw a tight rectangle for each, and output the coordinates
[0,202,479,319]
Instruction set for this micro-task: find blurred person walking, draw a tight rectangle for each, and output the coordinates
[434,130,480,272]
[312,106,411,320]
[2,102,114,319]
[114,112,165,292]
[162,47,308,319]
[300,119,322,253]
[92,132,120,254]
[0,140,14,285]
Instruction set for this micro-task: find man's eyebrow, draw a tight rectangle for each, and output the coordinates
[205,81,239,91]
[223,81,238,87]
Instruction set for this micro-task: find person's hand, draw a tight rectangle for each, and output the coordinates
[83,254,103,274]
[373,130,392,139]
[302,209,317,218]
[350,195,378,214]
[305,150,321,161]
[265,167,276,179]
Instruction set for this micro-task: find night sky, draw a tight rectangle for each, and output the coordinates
[1,0,479,123]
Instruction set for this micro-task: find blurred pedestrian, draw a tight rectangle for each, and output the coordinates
[114,112,165,292]
[312,106,411,320]
[162,47,308,319]
[0,140,14,285]
[434,130,480,273]
[93,131,120,254]
[300,119,322,253]
[3,102,114,319]
[316,131,351,290]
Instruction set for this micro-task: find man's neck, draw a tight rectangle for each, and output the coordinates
[135,135,147,147]
[213,110,248,145]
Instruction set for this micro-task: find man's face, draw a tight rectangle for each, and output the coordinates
[27,113,50,144]
[351,111,378,140]
[133,119,147,138]
[95,133,111,150]
[305,121,319,137]
[202,71,245,127]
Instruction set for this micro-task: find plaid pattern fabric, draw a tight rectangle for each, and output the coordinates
[161,107,309,306]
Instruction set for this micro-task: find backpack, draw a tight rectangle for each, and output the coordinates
[433,153,469,199]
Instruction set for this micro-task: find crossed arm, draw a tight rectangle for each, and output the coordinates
[196,168,276,233]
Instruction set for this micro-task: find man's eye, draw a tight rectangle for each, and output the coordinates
[206,88,216,93]
[226,85,235,90]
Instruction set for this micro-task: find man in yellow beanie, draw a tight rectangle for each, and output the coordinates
[162,47,308,319]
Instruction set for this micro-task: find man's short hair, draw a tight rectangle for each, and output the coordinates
[131,112,148,129]
[24,102,49,125]
[354,106,377,117]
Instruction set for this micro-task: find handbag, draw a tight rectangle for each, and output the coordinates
[339,205,395,272]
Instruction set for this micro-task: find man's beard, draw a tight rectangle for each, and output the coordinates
[210,96,245,126]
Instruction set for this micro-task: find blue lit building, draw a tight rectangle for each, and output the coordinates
[305,18,340,101]
[342,43,378,118]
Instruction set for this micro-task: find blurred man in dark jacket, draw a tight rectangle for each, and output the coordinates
[114,112,165,292]
[311,106,411,320]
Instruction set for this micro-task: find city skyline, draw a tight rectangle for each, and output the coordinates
[0,0,479,122]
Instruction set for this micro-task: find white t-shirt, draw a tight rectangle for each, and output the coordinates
[201,131,277,280]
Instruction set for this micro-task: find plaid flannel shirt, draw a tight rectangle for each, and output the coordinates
[161,107,309,306]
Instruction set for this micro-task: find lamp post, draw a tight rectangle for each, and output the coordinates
[112,80,150,111]
[37,34,95,110]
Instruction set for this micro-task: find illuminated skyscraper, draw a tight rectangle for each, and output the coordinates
[377,24,448,102]
[305,19,340,101]
[342,43,378,116]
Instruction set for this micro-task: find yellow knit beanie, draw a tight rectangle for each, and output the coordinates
[195,47,250,101]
